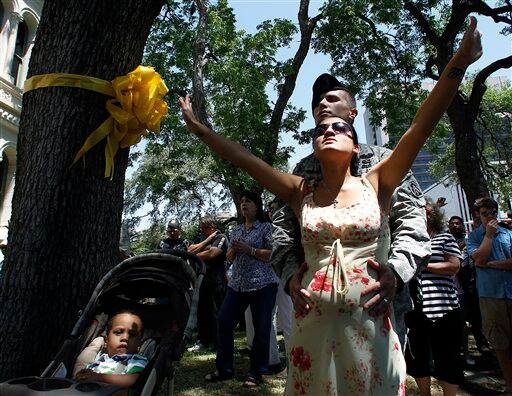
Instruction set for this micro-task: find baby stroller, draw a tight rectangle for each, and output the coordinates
[0,250,205,395]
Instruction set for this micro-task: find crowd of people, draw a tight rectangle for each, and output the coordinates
[71,17,512,396]
[173,17,509,396]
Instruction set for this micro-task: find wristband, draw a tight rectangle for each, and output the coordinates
[251,247,256,256]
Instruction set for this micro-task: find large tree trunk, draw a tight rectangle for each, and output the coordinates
[0,0,164,379]
[447,95,489,211]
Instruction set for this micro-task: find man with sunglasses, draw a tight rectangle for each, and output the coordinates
[270,73,430,347]
[157,219,190,251]
[467,197,512,392]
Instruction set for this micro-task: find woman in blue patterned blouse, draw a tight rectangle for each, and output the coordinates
[206,191,279,387]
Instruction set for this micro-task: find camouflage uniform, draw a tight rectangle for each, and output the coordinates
[270,144,431,345]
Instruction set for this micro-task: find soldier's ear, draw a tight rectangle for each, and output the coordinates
[349,108,358,121]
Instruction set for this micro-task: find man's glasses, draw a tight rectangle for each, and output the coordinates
[480,209,497,217]
[313,122,353,140]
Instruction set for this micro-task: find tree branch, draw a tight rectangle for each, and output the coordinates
[425,55,439,80]
[265,0,324,163]
[468,0,512,25]
[439,1,470,45]
[191,0,211,128]
[468,55,512,116]
[404,1,442,47]
[355,12,400,61]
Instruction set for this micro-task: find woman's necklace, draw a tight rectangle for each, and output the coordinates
[319,181,341,208]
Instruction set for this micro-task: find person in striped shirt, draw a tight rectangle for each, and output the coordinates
[406,200,463,396]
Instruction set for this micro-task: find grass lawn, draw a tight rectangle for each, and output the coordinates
[170,331,286,395]
[165,331,504,395]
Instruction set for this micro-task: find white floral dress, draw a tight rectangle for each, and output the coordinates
[285,177,406,395]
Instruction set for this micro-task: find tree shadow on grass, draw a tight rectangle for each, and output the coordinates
[170,331,286,395]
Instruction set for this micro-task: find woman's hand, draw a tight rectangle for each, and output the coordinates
[232,239,252,255]
[178,94,211,137]
[455,16,482,67]
[205,230,219,242]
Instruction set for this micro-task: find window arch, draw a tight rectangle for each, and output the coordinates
[0,152,8,221]
[0,153,8,201]
[9,19,28,85]
[0,3,4,31]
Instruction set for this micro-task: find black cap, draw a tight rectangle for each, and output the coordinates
[311,73,348,113]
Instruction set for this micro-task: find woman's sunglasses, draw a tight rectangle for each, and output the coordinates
[313,122,354,140]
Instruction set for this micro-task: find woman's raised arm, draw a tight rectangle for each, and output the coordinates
[374,17,482,197]
[178,95,303,207]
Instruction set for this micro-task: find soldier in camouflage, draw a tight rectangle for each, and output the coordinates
[270,74,431,345]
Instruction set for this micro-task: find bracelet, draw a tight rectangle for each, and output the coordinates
[251,247,256,257]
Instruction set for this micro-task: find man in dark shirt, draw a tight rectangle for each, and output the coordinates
[157,220,190,251]
[187,216,228,352]
[448,215,486,364]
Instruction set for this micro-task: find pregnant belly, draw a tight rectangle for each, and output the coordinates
[301,259,379,312]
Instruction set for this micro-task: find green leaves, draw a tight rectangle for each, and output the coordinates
[314,0,511,203]
[125,0,301,229]
[314,0,424,139]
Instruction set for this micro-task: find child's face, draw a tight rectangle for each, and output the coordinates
[106,313,143,356]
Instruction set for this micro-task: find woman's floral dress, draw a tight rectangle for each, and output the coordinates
[285,178,406,395]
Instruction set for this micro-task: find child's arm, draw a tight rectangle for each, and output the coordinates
[75,369,140,387]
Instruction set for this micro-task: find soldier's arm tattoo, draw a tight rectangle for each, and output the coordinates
[447,67,464,79]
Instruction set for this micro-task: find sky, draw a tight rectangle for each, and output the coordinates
[227,0,512,168]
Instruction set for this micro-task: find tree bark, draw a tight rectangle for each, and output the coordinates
[405,2,511,210]
[265,0,323,165]
[447,94,489,209]
[0,0,164,379]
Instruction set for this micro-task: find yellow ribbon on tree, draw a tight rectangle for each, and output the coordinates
[24,66,169,178]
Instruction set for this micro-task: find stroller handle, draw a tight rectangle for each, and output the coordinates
[155,249,206,277]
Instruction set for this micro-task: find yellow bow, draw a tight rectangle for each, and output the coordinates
[24,66,169,178]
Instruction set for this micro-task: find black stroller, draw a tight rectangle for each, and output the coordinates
[0,250,204,395]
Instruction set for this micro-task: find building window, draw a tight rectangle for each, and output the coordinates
[0,153,8,214]
[9,20,28,86]
[0,5,4,32]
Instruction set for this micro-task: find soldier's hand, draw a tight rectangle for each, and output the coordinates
[361,258,398,316]
[290,262,312,317]
[485,219,498,238]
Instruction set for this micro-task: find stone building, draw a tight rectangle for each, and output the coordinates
[0,0,42,243]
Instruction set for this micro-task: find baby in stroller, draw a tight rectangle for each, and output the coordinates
[74,310,148,388]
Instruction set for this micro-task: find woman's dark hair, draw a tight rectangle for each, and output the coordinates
[312,122,360,176]
[239,191,267,222]
[349,124,359,176]
[200,215,217,229]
